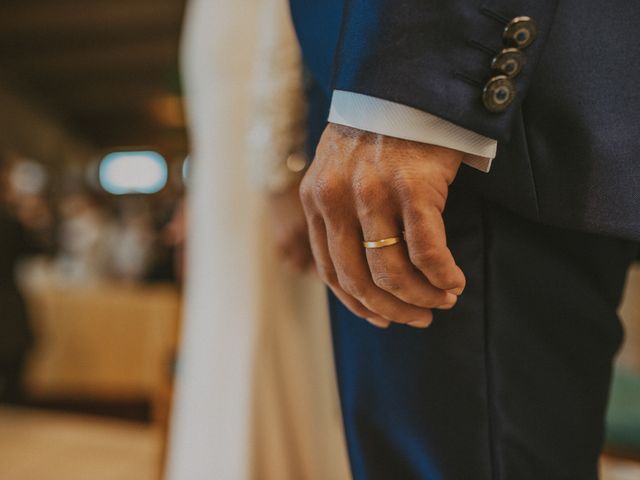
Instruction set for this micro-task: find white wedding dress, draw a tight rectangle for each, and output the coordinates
[166,1,351,479]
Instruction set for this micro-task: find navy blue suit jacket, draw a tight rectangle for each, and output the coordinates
[290,0,640,241]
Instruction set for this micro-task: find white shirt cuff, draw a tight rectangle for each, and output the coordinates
[328,90,497,173]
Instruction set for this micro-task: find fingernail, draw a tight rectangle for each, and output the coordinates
[367,318,391,329]
[447,287,464,296]
[446,292,458,303]
[436,292,458,309]
[407,320,432,329]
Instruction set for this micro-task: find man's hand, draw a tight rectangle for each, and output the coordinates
[300,123,466,329]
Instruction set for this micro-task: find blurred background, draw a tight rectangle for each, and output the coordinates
[0,1,637,479]
[0,1,185,478]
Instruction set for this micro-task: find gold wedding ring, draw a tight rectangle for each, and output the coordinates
[362,236,402,249]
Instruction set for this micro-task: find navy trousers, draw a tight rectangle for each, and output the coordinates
[329,179,638,479]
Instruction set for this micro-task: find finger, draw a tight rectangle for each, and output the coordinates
[359,210,458,309]
[323,213,434,326]
[403,204,466,293]
[329,284,391,329]
[407,320,433,329]
[305,208,389,327]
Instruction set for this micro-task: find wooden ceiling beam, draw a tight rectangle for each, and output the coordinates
[7,37,178,77]
[0,0,188,156]
[0,0,185,37]
[47,80,168,106]
[78,123,188,151]
[27,65,174,87]
[0,27,181,56]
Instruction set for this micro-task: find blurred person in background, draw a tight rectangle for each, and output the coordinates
[0,157,41,404]
[146,196,186,285]
[110,200,155,282]
[55,192,115,283]
[166,0,350,478]
[161,197,186,284]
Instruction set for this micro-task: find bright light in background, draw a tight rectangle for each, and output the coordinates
[99,151,168,195]
[182,156,190,182]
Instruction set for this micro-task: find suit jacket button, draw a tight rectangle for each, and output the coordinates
[503,16,537,48]
[491,48,526,77]
[483,75,516,112]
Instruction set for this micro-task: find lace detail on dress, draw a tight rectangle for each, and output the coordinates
[246,0,307,192]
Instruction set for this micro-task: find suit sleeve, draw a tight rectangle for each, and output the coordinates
[328,90,497,172]
[332,0,559,142]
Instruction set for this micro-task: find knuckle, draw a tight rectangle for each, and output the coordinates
[403,205,427,225]
[353,178,379,205]
[340,277,368,300]
[410,247,443,269]
[391,174,420,200]
[313,178,343,205]
[372,272,404,292]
